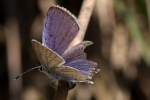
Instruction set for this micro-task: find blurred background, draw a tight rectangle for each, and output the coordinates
[0,0,150,100]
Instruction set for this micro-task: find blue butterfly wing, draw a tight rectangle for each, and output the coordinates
[42,6,79,55]
[62,41,93,63]
[66,59,99,78]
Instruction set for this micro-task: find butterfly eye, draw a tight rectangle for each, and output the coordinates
[68,82,76,89]
[39,66,44,71]
[38,64,47,71]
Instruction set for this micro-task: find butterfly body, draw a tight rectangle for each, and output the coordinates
[32,6,99,84]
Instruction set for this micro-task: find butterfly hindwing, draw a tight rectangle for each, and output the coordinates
[32,39,65,68]
[66,59,99,78]
[54,65,93,83]
[42,6,79,55]
[62,41,93,62]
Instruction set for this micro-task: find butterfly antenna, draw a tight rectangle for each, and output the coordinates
[14,65,43,80]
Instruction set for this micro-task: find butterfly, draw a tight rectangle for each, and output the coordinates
[17,6,100,84]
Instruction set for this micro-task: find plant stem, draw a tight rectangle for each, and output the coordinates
[54,81,69,100]
[70,0,96,47]
[54,0,96,99]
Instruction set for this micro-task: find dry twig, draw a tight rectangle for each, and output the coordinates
[54,0,96,100]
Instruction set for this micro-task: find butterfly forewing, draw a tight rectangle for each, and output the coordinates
[32,39,65,68]
[42,6,79,55]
